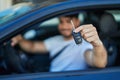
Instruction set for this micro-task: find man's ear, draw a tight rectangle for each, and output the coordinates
[75,18,80,27]
[72,18,80,27]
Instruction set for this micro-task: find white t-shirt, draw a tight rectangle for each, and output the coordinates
[44,35,93,72]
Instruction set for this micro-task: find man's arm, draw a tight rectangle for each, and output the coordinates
[11,35,48,53]
[75,24,107,68]
[84,43,107,68]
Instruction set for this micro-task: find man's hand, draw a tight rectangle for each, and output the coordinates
[11,35,23,47]
[11,35,47,53]
[75,24,102,47]
[75,24,107,68]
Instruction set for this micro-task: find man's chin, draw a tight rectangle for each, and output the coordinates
[62,35,73,39]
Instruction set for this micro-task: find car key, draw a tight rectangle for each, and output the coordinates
[71,20,82,44]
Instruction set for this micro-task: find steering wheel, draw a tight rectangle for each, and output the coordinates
[4,41,29,73]
[3,41,50,73]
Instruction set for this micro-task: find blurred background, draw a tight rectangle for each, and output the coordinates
[0,0,43,11]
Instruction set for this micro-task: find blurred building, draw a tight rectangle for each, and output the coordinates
[0,0,12,11]
[0,0,43,11]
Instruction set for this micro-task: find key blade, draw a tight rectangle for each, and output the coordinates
[71,20,75,30]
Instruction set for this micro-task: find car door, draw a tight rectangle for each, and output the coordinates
[0,0,120,80]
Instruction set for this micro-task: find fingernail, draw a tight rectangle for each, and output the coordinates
[74,29,78,33]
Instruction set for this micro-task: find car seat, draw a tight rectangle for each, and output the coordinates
[99,12,118,67]
[85,11,118,67]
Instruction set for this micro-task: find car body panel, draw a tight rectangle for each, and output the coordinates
[1,67,120,80]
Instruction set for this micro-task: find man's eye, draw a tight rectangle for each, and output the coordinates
[60,22,63,24]
[59,20,63,24]
[67,20,71,23]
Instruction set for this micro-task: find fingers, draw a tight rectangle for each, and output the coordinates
[82,31,97,40]
[11,41,15,47]
[74,26,83,32]
[11,34,23,47]
[85,35,98,43]
[75,24,94,33]
[11,38,17,47]
[75,24,102,47]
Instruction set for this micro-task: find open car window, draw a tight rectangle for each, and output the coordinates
[0,9,120,76]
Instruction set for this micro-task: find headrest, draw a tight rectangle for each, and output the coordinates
[99,13,118,35]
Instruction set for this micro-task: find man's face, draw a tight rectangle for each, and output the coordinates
[58,16,80,38]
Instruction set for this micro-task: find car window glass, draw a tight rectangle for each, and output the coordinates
[0,0,67,25]
[0,2,34,25]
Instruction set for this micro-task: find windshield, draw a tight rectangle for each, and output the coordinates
[0,0,66,25]
[0,2,34,25]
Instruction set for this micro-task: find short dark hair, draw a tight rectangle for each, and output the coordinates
[63,13,79,19]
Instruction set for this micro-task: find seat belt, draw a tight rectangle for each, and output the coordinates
[50,44,70,62]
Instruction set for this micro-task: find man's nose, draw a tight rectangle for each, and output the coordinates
[62,23,71,29]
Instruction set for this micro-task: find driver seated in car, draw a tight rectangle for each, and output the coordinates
[11,14,107,72]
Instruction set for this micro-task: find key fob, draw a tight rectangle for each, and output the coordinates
[72,30,82,44]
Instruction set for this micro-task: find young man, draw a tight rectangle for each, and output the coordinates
[11,14,107,72]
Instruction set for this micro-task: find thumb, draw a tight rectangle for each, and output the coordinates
[11,41,15,47]
[11,38,17,47]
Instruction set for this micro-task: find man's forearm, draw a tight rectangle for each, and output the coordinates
[19,39,34,53]
[75,24,107,68]
[11,35,48,53]
[93,42,107,68]
[18,39,47,53]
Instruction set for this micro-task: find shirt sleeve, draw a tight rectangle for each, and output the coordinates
[43,37,55,52]
[43,35,63,52]
[82,39,93,53]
